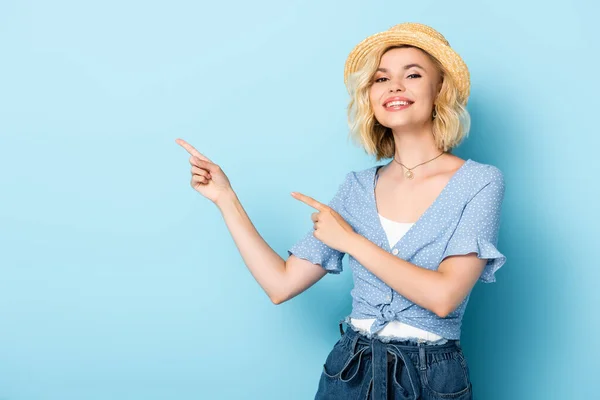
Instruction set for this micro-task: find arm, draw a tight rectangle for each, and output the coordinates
[217,190,326,305]
[346,234,485,317]
[176,138,327,305]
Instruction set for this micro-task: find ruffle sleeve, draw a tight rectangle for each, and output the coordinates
[440,166,507,283]
[287,172,352,274]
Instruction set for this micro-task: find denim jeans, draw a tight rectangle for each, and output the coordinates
[314,322,473,399]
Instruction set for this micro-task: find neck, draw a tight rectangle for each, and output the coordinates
[389,123,444,168]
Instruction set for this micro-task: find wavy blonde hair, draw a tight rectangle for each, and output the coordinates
[346,44,471,161]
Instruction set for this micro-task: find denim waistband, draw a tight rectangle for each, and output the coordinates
[336,320,462,399]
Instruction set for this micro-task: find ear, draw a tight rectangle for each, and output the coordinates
[436,74,444,95]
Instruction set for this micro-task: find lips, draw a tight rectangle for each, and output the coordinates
[383,96,414,110]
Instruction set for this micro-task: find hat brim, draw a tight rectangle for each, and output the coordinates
[344,30,470,103]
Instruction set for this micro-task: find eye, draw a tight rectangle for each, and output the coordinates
[407,73,422,79]
[374,77,388,83]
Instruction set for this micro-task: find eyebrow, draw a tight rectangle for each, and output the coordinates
[376,64,426,73]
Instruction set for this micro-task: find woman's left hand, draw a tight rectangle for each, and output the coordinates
[291,191,357,254]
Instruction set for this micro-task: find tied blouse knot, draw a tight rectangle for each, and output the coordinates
[287,159,507,340]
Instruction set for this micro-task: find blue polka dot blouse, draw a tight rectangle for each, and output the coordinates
[287,158,507,340]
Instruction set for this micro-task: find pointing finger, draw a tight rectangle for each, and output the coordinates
[175,138,212,162]
[291,192,328,212]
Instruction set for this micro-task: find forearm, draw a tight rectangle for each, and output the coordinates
[216,190,286,303]
[346,233,449,317]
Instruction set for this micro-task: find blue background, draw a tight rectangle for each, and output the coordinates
[1,0,598,399]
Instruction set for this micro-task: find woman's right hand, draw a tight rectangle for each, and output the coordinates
[175,138,233,205]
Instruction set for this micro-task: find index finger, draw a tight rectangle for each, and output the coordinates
[291,192,329,212]
[175,138,213,162]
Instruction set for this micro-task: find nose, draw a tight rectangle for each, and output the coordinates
[388,80,405,92]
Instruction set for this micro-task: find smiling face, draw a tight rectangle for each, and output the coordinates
[369,46,443,130]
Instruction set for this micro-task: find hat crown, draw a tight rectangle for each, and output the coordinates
[390,22,450,46]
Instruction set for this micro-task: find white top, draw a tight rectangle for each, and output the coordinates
[348,213,445,342]
[377,213,414,248]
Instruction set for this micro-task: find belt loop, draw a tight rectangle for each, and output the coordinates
[418,344,427,371]
[339,319,345,336]
[351,328,360,353]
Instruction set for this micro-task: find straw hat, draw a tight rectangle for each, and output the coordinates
[344,22,470,103]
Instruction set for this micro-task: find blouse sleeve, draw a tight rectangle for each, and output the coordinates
[440,166,507,283]
[286,172,352,274]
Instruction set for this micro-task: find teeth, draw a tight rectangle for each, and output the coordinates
[385,101,410,107]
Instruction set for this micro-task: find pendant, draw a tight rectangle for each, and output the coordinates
[405,170,414,179]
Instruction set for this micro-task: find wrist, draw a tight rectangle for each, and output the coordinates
[344,232,363,255]
[215,188,238,210]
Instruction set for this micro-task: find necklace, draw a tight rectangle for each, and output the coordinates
[393,151,445,179]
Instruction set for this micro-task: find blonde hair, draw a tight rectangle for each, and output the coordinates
[346,44,471,161]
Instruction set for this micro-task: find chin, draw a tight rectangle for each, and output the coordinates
[381,119,417,129]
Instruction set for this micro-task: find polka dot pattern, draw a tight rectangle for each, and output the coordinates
[287,158,507,340]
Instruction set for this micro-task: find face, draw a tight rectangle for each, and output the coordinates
[369,47,443,130]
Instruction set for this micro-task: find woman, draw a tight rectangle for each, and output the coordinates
[177,22,506,400]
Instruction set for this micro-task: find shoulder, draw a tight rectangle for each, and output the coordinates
[464,160,505,201]
[466,159,505,186]
[328,165,379,202]
[338,164,380,187]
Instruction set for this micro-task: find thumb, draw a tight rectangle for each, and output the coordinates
[192,157,221,173]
